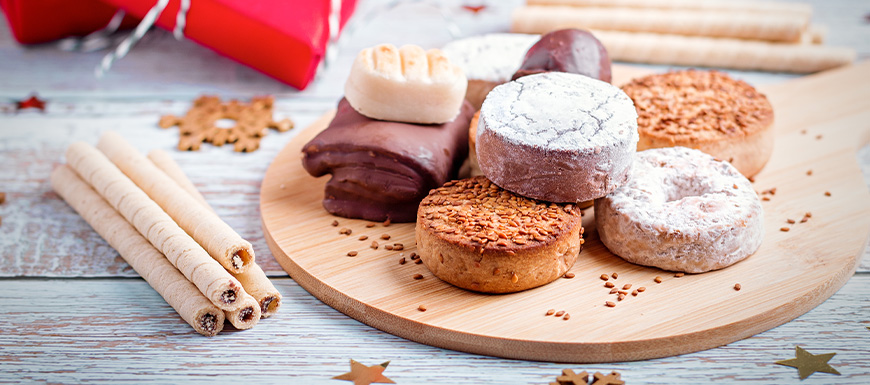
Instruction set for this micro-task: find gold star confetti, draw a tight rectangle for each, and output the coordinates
[332,359,395,385]
[549,369,589,385]
[590,371,625,385]
[775,346,841,380]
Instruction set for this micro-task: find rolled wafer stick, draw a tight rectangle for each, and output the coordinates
[590,30,856,73]
[149,150,283,318]
[511,6,809,43]
[146,149,212,212]
[96,131,254,274]
[224,292,261,330]
[65,142,246,311]
[526,0,813,18]
[51,165,225,336]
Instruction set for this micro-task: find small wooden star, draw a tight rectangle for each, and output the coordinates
[552,369,588,384]
[776,346,841,380]
[332,359,395,385]
[15,95,46,112]
[461,4,487,14]
[590,371,624,385]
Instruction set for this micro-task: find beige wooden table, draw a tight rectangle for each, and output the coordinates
[1,0,869,383]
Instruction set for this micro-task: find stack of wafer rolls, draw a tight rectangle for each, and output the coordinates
[53,132,281,335]
[512,0,855,73]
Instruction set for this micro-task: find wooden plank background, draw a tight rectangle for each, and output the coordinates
[1,0,869,383]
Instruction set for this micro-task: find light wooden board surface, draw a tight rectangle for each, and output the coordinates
[260,62,870,362]
[1,0,870,383]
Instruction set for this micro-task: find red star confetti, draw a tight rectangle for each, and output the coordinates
[775,346,841,380]
[15,94,47,112]
[461,4,487,14]
[332,359,395,385]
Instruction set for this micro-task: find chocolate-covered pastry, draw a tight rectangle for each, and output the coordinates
[512,29,611,83]
[302,98,474,222]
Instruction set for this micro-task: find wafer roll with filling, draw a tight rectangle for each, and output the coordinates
[51,165,225,336]
[224,292,261,330]
[149,150,283,318]
[65,142,246,311]
[526,0,812,18]
[591,30,855,73]
[511,6,809,42]
[146,149,213,212]
[97,132,254,274]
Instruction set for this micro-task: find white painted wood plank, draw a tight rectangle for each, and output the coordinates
[0,276,868,384]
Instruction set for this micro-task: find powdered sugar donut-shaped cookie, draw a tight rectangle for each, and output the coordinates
[595,147,764,273]
[477,71,638,203]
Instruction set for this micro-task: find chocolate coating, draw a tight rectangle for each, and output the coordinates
[302,98,473,222]
[512,29,611,83]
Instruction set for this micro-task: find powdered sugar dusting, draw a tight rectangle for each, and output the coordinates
[480,72,638,152]
[442,33,539,83]
[596,147,764,273]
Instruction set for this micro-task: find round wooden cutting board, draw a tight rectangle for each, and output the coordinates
[261,63,870,362]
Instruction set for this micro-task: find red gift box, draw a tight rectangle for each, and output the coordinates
[1,0,138,44]
[100,0,357,89]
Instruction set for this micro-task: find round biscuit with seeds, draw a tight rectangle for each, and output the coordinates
[415,176,584,293]
[345,43,468,124]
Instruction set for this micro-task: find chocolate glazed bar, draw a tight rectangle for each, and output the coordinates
[302,98,474,222]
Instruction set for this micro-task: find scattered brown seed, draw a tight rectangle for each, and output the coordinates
[546,309,555,316]
[366,223,376,228]
[618,290,629,295]
[554,310,565,317]
[393,243,404,250]
[786,219,796,224]
[734,283,742,291]
[733,184,738,189]
[654,276,662,283]
[800,217,809,223]
[748,176,755,183]
[631,290,638,296]
[604,281,615,288]
[762,196,770,201]
[807,170,813,176]
[380,234,391,240]
[605,301,616,307]
[415,259,423,264]
[824,191,831,196]
[780,227,790,232]
[805,212,812,218]
[611,272,619,279]
[600,274,610,281]
[413,274,424,280]
[331,220,339,227]
[617,294,626,301]
[339,228,352,235]
[385,244,394,251]
[383,219,391,227]
[816,134,822,140]
[399,257,406,265]
[511,273,519,283]
[358,235,368,241]
[623,284,632,290]
[417,305,427,312]
[674,273,684,278]
[563,273,575,279]
[370,241,379,250]
[609,288,619,294]
[347,251,358,257]
[637,287,646,292]
[562,313,570,321]
[410,253,419,260]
